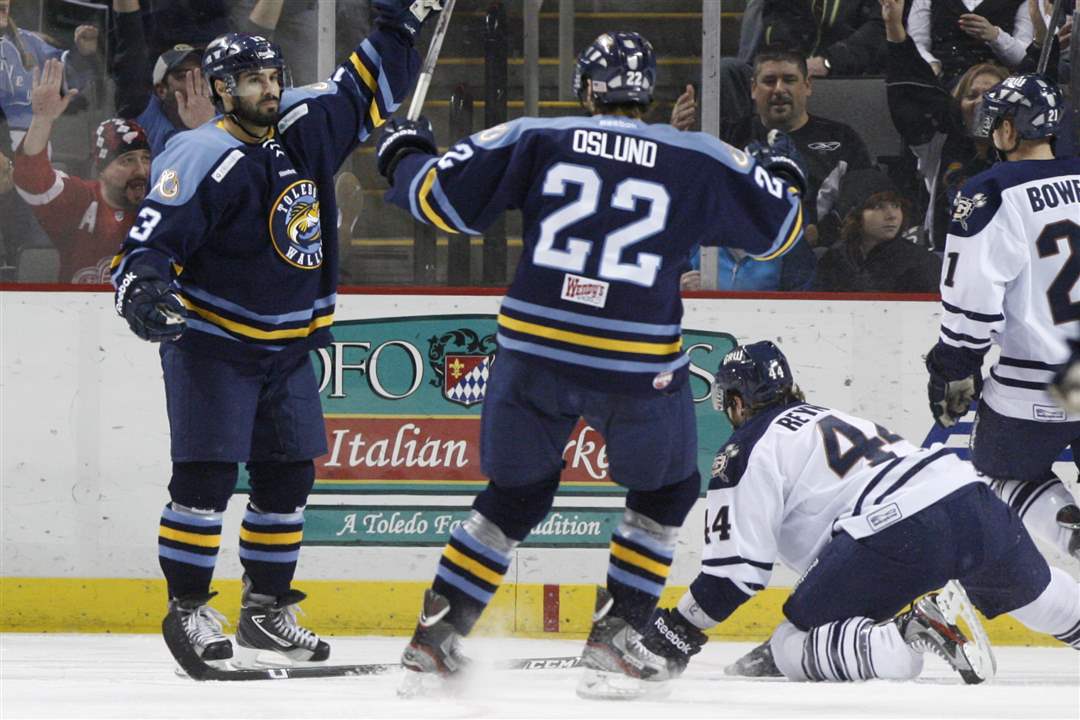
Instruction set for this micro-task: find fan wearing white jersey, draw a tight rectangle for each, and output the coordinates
[595,341,1080,697]
[925,73,1080,560]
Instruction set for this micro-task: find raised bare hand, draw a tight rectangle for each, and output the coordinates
[670,84,696,131]
[74,24,99,56]
[958,13,1000,42]
[176,69,216,129]
[31,59,78,123]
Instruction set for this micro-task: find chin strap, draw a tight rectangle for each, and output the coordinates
[227,112,272,143]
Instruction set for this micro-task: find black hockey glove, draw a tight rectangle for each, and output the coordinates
[1049,340,1080,414]
[373,0,443,40]
[115,272,188,343]
[926,349,982,428]
[376,116,437,184]
[746,129,809,197]
[637,607,708,677]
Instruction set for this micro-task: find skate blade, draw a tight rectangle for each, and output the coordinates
[575,668,671,701]
[232,645,326,669]
[174,657,237,677]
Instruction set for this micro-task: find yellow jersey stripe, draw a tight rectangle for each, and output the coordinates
[349,52,378,94]
[754,203,803,262]
[610,542,672,578]
[239,528,304,545]
[185,301,334,341]
[418,168,458,234]
[159,526,221,548]
[443,546,506,586]
[497,314,682,356]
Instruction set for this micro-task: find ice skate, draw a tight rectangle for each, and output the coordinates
[576,587,672,701]
[399,589,470,698]
[234,577,330,666]
[724,638,783,677]
[1056,505,1080,559]
[166,592,233,663]
[895,591,991,684]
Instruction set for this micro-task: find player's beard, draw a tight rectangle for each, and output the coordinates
[233,93,281,130]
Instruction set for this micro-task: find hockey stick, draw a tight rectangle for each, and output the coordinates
[407,0,458,121]
[163,613,580,681]
[1037,0,1068,75]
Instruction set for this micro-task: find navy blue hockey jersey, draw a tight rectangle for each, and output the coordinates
[386,116,804,393]
[112,31,419,362]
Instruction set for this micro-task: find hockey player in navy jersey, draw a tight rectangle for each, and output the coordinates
[924,74,1080,562]
[374,31,808,698]
[625,341,1080,694]
[110,0,442,666]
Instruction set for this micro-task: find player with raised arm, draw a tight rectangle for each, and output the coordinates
[374,32,808,698]
[628,341,1080,692]
[924,73,1080,560]
[110,0,442,668]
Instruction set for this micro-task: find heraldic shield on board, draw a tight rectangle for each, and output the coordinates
[428,328,498,407]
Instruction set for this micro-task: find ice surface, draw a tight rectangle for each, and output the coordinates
[2,634,1077,719]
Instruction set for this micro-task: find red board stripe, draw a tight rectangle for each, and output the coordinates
[543,584,559,632]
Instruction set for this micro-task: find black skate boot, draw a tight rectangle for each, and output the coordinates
[724,638,782,677]
[895,592,989,684]
[167,592,233,662]
[1056,504,1080,559]
[235,579,330,665]
[576,587,672,701]
[399,589,470,698]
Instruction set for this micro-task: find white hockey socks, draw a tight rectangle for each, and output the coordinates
[1009,567,1080,649]
[769,619,923,682]
[990,477,1077,558]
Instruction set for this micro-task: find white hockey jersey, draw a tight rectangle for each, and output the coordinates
[937,156,1080,422]
[699,402,979,600]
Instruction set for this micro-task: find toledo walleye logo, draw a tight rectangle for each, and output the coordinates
[270,180,323,269]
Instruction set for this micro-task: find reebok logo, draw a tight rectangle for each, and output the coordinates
[115,271,137,315]
[653,615,692,655]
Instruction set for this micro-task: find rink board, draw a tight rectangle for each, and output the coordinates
[2,289,1077,644]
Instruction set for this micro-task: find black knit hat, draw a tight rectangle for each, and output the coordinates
[834,168,898,221]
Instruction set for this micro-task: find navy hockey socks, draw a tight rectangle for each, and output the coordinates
[238,504,305,597]
[432,512,517,634]
[158,503,223,598]
[605,510,677,629]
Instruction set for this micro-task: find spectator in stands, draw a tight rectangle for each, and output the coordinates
[883,0,1059,249]
[907,0,1034,87]
[0,0,99,150]
[111,0,214,155]
[717,1,886,127]
[674,47,874,249]
[228,0,373,87]
[0,143,51,278]
[13,59,150,283]
[813,168,940,293]
[681,237,816,292]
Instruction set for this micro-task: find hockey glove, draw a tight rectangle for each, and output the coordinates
[116,273,188,343]
[746,129,809,197]
[376,117,437,184]
[637,607,708,677]
[926,351,982,428]
[373,0,443,40]
[1049,340,1080,414]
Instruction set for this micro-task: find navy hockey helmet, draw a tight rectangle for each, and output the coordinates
[572,31,656,107]
[202,32,290,109]
[712,341,794,413]
[973,73,1064,140]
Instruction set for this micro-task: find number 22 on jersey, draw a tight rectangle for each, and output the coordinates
[533,162,671,288]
